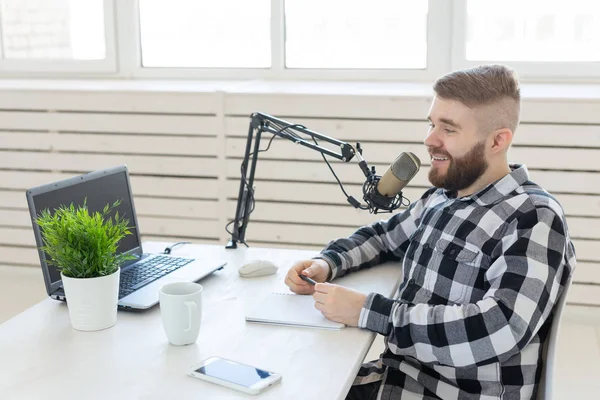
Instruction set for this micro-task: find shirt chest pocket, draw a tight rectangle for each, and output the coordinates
[426,238,481,304]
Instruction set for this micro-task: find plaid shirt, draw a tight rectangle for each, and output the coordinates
[317,164,576,400]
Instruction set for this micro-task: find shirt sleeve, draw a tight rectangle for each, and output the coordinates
[314,188,437,281]
[357,205,575,367]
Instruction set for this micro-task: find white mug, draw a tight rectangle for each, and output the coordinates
[159,282,203,346]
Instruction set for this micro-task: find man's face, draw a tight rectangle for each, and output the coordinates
[425,96,489,192]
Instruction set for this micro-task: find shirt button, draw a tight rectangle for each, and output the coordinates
[423,244,430,250]
[449,249,456,256]
[408,279,415,286]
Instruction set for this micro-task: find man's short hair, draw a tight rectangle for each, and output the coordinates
[433,65,521,134]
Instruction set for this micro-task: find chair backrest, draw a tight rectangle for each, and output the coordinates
[537,273,573,400]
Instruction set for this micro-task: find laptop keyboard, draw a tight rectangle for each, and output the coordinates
[119,255,193,298]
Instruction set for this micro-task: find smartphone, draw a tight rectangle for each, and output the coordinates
[188,356,282,395]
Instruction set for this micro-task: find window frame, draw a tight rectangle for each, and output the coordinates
[0,0,117,76]
[131,0,452,81]
[450,0,600,82]
[0,0,597,82]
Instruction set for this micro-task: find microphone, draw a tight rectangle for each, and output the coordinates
[361,152,421,214]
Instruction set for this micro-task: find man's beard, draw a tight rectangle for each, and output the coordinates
[428,140,488,192]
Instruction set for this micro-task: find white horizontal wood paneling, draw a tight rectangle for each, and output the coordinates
[573,263,600,284]
[568,284,600,306]
[0,171,77,190]
[0,227,35,247]
[0,88,218,114]
[244,221,357,245]
[224,159,600,194]
[0,202,219,229]
[225,93,434,120]
[139,236,220,246]
[224,181,600,218]
[225,137,597,171]
[225,180,424,207]
[0,245,40,266]
[0,84,598,305]
[520,100,600,124]
[0,88,222,274]
[226,200,385,227]
[574,240,598,262]
[223,90,600,305]
[134,198,219,219]
[0,132,217,156]
[129,176,219,199]
[0,151,217,177]
[0,171,219,200]
[0,112,217,135]
[137,216,219,239]
[0,190,24,208]
[225,116,600,149]
[0,209,29,227]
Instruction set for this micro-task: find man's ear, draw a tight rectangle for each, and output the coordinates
[489,128,513,154]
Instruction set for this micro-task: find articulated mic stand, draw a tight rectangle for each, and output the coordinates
[225,112,358,249]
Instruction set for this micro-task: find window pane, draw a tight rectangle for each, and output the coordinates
[139,0,270,68]
[466,0,600,62]
[1,0,106,60]
[285,0,427,69]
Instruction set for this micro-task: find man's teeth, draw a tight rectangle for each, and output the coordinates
[432,156,449,161]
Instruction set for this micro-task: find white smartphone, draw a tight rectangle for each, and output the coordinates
[188,356,282,395]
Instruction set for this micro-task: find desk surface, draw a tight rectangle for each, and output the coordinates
[0,243,402,400]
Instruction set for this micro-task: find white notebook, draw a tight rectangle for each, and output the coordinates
[245,292,345,330]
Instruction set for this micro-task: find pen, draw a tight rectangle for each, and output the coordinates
[300,274,317,286]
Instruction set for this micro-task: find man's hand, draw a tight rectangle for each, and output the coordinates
[284,259,330,295]
[313,283,367,327]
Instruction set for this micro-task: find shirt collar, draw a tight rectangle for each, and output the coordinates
[443,164,530,206]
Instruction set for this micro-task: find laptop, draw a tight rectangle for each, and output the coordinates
[26,165,226,310]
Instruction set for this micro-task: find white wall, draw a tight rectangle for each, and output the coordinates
[0,80,597,305]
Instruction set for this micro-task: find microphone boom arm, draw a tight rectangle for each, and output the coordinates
[226,112,357,249]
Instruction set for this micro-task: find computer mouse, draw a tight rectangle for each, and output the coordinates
[238,260,279,278]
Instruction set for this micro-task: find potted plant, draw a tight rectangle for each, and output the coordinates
[35,200,135,331]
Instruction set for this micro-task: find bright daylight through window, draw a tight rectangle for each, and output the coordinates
[284,0,428,69]
[0,0,598,78]
[139,0,271,68]
[0,0,105,60]
[466,0,600,62]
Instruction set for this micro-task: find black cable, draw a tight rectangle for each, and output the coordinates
[226,122,305,247]
[163,241,191,254]
[260,122,306,154]
[310,136,369,210]
[272,122,410,212]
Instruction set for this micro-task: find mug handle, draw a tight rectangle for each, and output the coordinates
[184,301,198,332]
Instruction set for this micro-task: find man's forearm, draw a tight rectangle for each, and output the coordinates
[313,189,433,280]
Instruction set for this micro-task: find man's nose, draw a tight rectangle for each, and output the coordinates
[424,128,441,148]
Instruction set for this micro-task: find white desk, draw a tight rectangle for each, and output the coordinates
[0,243,402,400]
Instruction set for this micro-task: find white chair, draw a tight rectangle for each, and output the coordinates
[537,274,573,400]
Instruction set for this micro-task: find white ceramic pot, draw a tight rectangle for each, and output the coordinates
[61,269,120,331]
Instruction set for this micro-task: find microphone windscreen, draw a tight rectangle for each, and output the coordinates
[376,152,421,197]
[390,152,421,181]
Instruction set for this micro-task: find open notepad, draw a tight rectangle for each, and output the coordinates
[245,292,345,330]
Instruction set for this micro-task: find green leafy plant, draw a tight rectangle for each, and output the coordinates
[35,200,135,279]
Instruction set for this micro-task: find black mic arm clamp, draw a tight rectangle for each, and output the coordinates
[226,112,361,249]
[354,147,402,214]
[362,178,404,215]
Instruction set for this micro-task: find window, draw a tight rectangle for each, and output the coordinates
[452,0,600,78]
[284,0,428,69]
[0,0,599,80]
[138,0,271,68]
[465,0,600,62]
[0,0,115,73]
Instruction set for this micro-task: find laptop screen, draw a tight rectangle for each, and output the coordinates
[30,170,140,285]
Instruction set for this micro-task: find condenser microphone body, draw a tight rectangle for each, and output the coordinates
[363,152,421,213]
[377,152,421,197]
